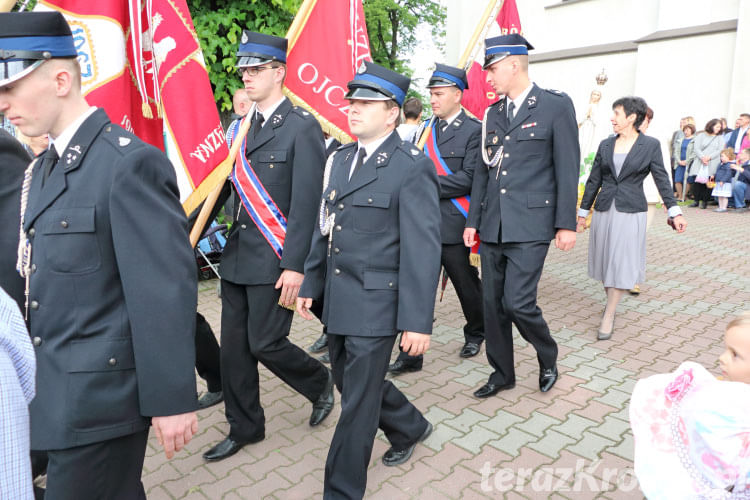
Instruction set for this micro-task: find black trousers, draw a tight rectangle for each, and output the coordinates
[325,334,428,500]
[396,243,484,363]
[220,279,328,442]
[480,240,557,385]
[195,312,222,393]
[44,430,148,500]
[692,182,712,203]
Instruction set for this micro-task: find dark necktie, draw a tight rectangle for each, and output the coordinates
[252,111,265,138]
[40,148,59,186]
[508,100,516,121]
[350,149,367,181]
[436,119,447,139]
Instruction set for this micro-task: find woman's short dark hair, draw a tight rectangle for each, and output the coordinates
[705,118,721,134]
[612,96,648,129]
[682,123,696,135]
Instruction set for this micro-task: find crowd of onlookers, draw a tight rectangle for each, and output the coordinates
[670,114,750,212]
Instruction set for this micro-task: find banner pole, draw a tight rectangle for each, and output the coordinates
[457,0,503,70]
[188,1,318,247]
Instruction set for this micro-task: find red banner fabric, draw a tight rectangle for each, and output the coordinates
[284,0,371,143]
[36,0,227,215]
[462,0,522,120]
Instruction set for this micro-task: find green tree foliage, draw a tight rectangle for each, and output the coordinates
[363,0,445,75]
[188,0,301,112]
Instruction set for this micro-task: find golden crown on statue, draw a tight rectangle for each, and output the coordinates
[596,68,608,86]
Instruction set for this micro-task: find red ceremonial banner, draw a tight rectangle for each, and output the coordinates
[36,0,227,215]
[462,0,522,120]
[284,0,371,143]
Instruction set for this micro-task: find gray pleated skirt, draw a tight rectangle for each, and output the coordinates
[588,206,647,289]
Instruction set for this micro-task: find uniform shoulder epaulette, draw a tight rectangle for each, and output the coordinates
[291,106,314,119]
[397,141,422,160]
[100,124,140,152]
[466,115,481,124]
[544,88,569,98]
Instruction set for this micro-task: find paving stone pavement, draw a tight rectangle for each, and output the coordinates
[141,206,750,499]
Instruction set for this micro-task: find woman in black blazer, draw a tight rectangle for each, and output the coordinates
[576,97,687,340]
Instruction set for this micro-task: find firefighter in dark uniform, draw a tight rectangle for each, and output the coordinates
[388,63,484,376]
[202,30,334,462]
[464,34,579,398]
[0,12,198,499]
[297,61,441,499]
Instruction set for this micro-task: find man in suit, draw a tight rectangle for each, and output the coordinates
[0,12,198,499]
[464,34,579,398]
[202,30,334,462]
[389,63,484,376]
[726,113,749,154]
[297,61,440,499]
[0,129,30,311]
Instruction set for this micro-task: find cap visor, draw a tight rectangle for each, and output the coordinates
[483,53,509,70]
[0,59,43,87]
[344,86,393,101]
[236,55,272,68]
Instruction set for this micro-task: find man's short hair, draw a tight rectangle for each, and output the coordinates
[741,113,750,120]
[402,97,422,120]
[385,99,402,126]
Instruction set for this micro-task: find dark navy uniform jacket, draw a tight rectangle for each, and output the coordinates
[23,109,197,450]
[220,97,325,284]
[467,84,579,243]
[430,109,482,244]
[0,129,30,310]
[299,131,441,337]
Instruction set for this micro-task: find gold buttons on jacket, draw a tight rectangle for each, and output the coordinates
[335,225,342,232]
[334,269,341,275]
[338,203,344,210]
[30,301,39,310]
[502,171,507,176]
[269,164,274,169]
[108,357,117,366]
[60,220,69,228]
[500,189,507,194]
[367,198,373,204]
[32,337,42,347]
[333,248,340,254]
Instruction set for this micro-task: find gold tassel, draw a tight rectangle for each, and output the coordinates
[469,252,481,268]
[141,102,153,119]
[156,103,163,119]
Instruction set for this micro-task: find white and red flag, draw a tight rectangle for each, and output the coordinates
[284,0,372,143]
[462,0,522,119]
[35,0,227,215]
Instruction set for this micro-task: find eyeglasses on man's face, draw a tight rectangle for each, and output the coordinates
[238,65,278,78]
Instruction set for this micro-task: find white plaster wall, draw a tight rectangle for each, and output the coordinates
[655,0,739,31]
[633,31,737,147]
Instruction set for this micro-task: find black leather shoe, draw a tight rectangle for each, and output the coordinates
[319,352,330,364]
[700,201,707,209]
[382,422,433,466]
[689,201,699,207]
[197,390,223,409]
[539,366,558,393]
[309,369,334,426]
[459,342,481,358]
[203,435,262,462]
[308,333,328,353]
[473,381,515,398]
[388,358,423,376]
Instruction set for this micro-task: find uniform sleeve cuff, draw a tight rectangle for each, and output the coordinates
[668,206,683,218]
[577,208,590,218]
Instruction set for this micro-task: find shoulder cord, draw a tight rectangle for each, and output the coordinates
[16,158,37,320]
[318,151,338,237]
[481,106,504,168]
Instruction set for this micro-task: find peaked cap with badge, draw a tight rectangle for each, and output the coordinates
[0,11,77,87]
[483,33,534,69]
[427,63,469,91]
[236,30,287,68]
[345,60,410,106]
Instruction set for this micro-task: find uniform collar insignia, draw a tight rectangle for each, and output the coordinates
[329,189,336,200]
[498,100,505,112]
[376,152,388,164]
[527,95,537,107]
[272,114,284,125]
[69,144,82,154]
[118,137,131,147]
[454,119,461,127]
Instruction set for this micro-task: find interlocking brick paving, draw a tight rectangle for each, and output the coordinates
[141,207,750,498]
